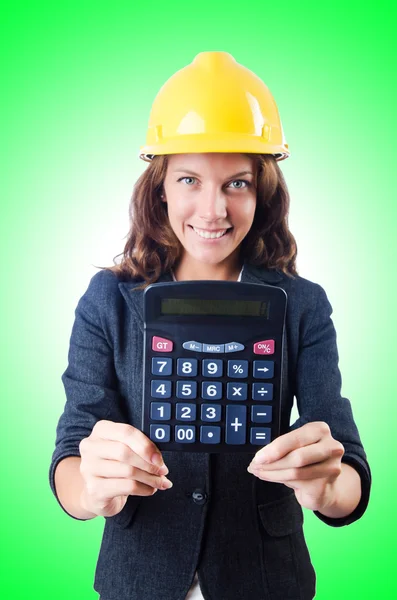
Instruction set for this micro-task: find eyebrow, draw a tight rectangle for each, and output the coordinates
[172,169,254,178]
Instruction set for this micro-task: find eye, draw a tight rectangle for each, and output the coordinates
[177,177,251,189]
[229,179,251,189]
[178,176,196,185]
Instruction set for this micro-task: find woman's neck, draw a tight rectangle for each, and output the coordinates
[172,262,244,282]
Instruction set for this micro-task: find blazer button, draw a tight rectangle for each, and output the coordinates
[192,488,208,505]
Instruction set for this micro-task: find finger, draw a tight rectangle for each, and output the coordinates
[251,421,330,465]
[89,476,160,500]
[98,460,172,490]
[249,456,340,482]
[92,460,173,490]
[251,440,338,471]
[90,439,169,476]
[93,420,166,468]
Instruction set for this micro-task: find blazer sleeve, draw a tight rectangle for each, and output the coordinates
[290,283,372,527]
[48,271,125,521]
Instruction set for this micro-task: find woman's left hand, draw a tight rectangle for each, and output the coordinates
[247,421,345,512]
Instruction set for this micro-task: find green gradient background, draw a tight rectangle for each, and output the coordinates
[2,1,396,598]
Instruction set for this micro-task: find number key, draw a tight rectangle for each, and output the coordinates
[176,381,197,399]
[151,380,172,398]
[150,424,171,442]
[150,402,171,420]
[151,357,172,376]
[176,403,196,421]
[201,404,221,422]
[202,359,223,377]
[175,425,196,443]
[177,358,198,376]
[202,381,222,400]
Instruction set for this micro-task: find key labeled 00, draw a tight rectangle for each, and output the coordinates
[175,425,195,443]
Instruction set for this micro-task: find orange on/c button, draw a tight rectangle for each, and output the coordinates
[152,336,173,352]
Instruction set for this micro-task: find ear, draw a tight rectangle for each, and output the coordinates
[160,194,167,203]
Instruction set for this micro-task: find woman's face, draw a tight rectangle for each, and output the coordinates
[162,153,257,269]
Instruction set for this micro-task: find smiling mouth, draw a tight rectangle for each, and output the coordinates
[189,225,233,239]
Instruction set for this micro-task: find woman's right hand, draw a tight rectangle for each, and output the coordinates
[78,420,173,518]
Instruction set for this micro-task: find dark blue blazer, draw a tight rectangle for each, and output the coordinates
[49,263,372,600]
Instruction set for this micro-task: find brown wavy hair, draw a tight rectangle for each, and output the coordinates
[94,153,299,290]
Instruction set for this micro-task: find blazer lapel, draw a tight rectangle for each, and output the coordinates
[118,271,173,332]
[240,263,284,285]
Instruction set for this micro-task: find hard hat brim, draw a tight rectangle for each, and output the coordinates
[139,133,289,162]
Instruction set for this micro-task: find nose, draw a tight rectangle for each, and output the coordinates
[197,187,228,221]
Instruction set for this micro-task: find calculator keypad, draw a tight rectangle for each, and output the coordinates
[148,336,277,447]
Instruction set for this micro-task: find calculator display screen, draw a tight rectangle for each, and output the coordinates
[160,298,269,317]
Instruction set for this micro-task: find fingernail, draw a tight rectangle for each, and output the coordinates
[158,464,169,475]
[161,478,173,489]
[152,453,164,467]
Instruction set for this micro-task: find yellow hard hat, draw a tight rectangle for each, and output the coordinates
[139,51,290,163]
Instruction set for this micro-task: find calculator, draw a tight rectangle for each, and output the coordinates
[142,281,287,453]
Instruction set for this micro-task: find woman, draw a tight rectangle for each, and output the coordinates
[49,51,371,600]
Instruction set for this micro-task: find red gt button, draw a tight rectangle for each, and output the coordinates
[152,336,173,352]
[253,340,275,355]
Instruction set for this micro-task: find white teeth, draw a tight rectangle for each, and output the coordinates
[192,227,229,239]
